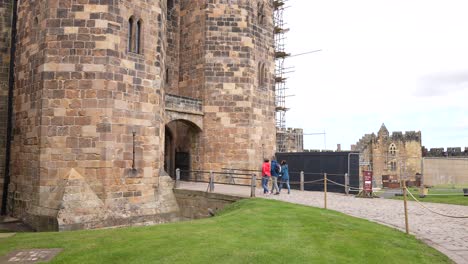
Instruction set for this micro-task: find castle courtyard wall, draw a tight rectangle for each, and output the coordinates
[423,158,468,186]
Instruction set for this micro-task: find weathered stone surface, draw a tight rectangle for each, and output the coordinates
[423,158,468,186]
[278,128,304,153]
[174,189,242,220]
[353,124,422,187]
[4,0,276,231]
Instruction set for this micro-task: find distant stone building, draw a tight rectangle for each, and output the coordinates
[352,124,422,188]
[0,0,277,231]
[277,128,303,153]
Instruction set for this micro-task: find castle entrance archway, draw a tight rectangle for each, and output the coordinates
[164,119,201,180]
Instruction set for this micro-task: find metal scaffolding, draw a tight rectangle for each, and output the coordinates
[274,0,290,152]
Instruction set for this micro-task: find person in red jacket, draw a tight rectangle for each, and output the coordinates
[262,159,271,194]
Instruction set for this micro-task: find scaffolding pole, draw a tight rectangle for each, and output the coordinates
[274,0,289,153]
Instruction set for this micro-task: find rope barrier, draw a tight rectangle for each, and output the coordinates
[326,178,361,190]
[287,179,324,185]
[304,179,325,184]
[422,193,465,196]
[405,188,468,218]
[325,173,347,177]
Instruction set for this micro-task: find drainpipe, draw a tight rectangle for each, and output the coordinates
[1,0,18,215]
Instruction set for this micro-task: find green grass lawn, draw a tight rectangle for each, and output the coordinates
[391,188,468,206]
[0,199,451,264]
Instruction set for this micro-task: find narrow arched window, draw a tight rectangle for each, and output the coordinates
[258,2,265,24]
[258,62,265,88]
[389,143,397,156]
[128,17,134,52]
[166,68,170,85]
[390,161,397,171]
[136,19,142,54]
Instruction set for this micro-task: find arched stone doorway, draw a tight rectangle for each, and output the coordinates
[164,119,202,179]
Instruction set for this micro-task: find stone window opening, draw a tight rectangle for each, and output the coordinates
[128,16,143,54]
[390,161,397,171]
[257,2,265,25]
[389,143,397,156]
[136,19,143,54]
[128,16,135,52]
[165,68,170,85]
[258,62,266,88]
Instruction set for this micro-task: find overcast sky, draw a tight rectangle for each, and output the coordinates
[282,0,468,150]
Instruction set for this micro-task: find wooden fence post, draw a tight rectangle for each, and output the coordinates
[403,180,409,234]
[345,173,349,195]
[324,173,328,209]
[251,174,256,197]
[175,168,180,188]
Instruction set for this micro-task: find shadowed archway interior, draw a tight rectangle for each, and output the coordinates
[164,120,202,180]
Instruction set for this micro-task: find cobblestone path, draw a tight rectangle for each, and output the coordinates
[179,182,468,264]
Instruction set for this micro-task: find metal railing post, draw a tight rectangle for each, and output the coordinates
[251,174,256,197]
[175,168,180,188]
[300,171,304,191]
[209,171,214,192]
[345,173,349,195]
[324,173,328,209]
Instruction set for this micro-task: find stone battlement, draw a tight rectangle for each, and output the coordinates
[303,149,353,153]
[423,147,468,157]
[390,131,421,141]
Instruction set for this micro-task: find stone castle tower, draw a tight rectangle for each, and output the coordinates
[353,124,422,187]
[0,0,276,231]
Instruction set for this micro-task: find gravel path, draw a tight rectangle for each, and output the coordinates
[179,181,468,264]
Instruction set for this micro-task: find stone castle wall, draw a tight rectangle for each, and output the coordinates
[201,0,276,171]
[9,0,178,231]
[176,0,206,99]
[423,147,468,158]
[3,0,276,230]
[0,0,12,209]
[423,158,468,186]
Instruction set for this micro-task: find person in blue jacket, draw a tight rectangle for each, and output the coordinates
[270,156,280,195]
[279,160,290,194]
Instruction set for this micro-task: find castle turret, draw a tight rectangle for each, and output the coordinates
[9,0,172,231]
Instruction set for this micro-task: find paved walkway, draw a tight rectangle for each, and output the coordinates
[179,181,468,264]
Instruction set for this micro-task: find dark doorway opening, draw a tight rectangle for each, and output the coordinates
[164,120,201,179]
[175,152,190,180]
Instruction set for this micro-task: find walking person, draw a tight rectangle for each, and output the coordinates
[261,159,271,195]
[270,156,280,195]
[279,160,290,194]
